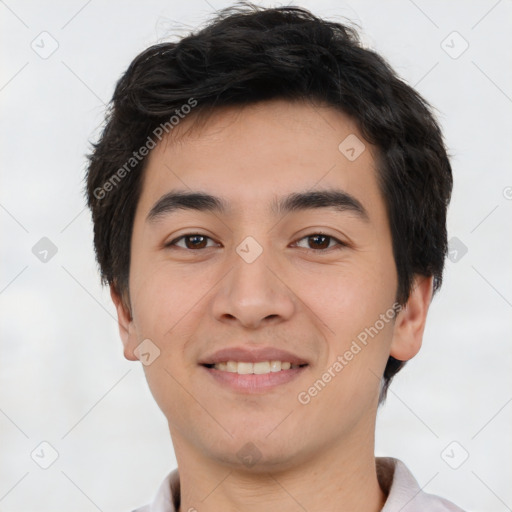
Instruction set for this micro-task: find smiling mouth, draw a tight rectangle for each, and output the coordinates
[201,361,309,393]
[202,361,308,374]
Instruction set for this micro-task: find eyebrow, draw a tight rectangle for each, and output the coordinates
[146,188,369,223]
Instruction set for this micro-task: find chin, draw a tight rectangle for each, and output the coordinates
[203,434,309,475]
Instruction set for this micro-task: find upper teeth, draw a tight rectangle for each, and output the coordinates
[213,361,300,374]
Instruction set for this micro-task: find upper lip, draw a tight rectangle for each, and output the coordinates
[199,346,309,365]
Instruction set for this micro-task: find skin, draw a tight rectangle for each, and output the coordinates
[111,99,433,512]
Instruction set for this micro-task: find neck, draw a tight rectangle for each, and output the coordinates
[172,428,386,512]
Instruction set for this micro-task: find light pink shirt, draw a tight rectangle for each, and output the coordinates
[133,457,465,511]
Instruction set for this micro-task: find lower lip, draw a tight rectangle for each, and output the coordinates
[201,365,308,393]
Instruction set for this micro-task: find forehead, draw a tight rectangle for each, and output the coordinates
[137,99,382,220]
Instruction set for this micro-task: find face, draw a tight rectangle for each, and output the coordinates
[113,99,428,471]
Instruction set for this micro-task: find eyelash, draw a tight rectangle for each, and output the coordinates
[165,233,347,252]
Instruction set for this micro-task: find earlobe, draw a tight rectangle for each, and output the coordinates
[110,284,139,361]
[389,276,433,362]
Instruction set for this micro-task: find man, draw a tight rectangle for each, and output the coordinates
[86,3,463,511]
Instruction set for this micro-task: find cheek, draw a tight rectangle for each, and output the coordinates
[291,258,397,403]
[129,260,202,338]
[294,260,396,337]
[129,262,215,393]
[128,268,202,424]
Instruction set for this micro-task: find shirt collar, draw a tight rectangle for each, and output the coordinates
[139,457,463,512]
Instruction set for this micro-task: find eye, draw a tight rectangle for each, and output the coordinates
[166,234,218,250]
[165,233,346,252]
[293,233,346,251]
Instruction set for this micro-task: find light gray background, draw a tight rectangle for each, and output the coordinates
[1,1,511,510]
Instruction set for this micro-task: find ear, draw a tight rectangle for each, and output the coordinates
[110,284,139,361]
[390,275,433,362]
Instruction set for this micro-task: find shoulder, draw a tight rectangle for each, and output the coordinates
[130,468,180,512]
[377,457,466,512]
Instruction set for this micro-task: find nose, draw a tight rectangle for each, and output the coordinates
[211,244,296,330]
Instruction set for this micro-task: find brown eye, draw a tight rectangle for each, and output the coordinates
[294,234,345,251]
[307,234,331,250]
[167,234,215,250]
